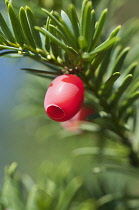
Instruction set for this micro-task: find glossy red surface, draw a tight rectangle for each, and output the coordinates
[44,74,84,122]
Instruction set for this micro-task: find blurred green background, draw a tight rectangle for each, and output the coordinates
[1,0,139,188]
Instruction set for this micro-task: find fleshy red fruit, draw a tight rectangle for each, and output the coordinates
[61,106,95,132]
[44,74,84,122]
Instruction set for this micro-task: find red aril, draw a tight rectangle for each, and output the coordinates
[44,74,84,122]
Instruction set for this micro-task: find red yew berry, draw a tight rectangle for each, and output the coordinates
[61,106,95,132]
[44,74,84,122]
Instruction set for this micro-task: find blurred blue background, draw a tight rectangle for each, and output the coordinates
[0,56,32,181]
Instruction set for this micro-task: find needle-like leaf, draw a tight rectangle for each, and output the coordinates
[8,3,24,47]
[89,37,120,58]
[99,72,121,98]
[0,44,19,51]
[90,8,108,51]
[68,4,79,39]
[0,13,15,43]
[80,0,88,35]
[110,74,133,106]
[60,15,79,50]
[110,47,130,74]
[48,20,59,58]
[35,26,77,59]
[21,68,61,75]
[61,10,73,33]
[95,50,112,88]
[0,34,9,45]
[25,6,42,49]
[19,7,36,49]
[80,1,93,49]
[42,8,63,30]
[44,16,50,52]
[35,26,67,51]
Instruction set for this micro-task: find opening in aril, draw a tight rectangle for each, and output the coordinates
[46,105,65,119]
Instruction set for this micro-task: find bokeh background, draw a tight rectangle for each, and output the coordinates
[1,0,139,187]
